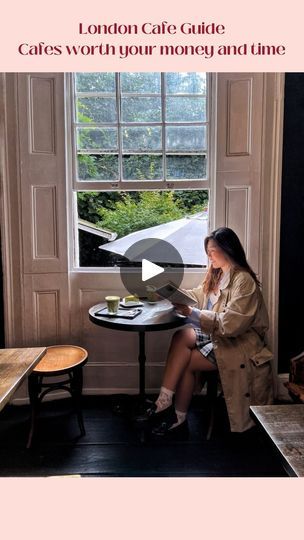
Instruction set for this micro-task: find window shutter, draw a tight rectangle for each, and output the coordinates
[215,73,264,275]
[17,73,70,345]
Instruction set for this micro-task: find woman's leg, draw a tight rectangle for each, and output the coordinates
[152,327,196,413]
[175,349,217,413]
[161,327,197,391]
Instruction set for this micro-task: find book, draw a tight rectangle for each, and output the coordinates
[155,282,197,306]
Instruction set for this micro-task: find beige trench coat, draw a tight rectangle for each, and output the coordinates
[184,268,274,432]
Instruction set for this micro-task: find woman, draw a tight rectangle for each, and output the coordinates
[147,227,274,438]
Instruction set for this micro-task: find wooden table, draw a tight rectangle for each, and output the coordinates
[250,404,304,477]
[0,347,46,412]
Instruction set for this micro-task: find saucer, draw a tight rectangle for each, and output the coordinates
[120,299,144,308]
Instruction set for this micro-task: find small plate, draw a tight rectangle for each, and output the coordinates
[120,299,144,308]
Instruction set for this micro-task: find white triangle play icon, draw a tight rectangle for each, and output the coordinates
[142,258,164,282]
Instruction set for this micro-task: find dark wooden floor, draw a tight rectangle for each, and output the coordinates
[0,395,287,477]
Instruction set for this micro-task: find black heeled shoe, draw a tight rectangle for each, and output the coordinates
[151,419,189,441]
[144,403,177,427]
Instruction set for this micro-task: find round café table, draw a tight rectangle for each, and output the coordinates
[89,299,186,400]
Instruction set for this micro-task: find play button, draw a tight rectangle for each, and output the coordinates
[142,259,164,282]
[119,238,185,300]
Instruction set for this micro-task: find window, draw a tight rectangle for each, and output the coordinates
[69,72,212,268]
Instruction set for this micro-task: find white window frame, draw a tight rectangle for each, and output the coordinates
[65,72,217,271]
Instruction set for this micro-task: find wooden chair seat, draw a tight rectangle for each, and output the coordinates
[27,345,88,448]
[33,345,87,375]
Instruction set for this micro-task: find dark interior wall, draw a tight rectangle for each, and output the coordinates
[278,73,304,372]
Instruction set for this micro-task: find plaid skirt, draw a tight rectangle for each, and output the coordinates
[194,328,217,366]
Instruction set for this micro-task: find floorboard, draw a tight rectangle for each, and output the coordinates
[0,395,287,477]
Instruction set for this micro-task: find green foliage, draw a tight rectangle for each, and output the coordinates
[78,154,99,180]
[77,154,119,181]
[173,189,208,211]
[76,73,115,93]
[78,191,123,223]
[123,155,162,180]
[77,101,94,124]
[77,190,208,238]
[75,72,207,182]
[96,191,183,237]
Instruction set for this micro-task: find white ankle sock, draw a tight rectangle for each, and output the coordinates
[155,386,174,412]
[169,409,187,430]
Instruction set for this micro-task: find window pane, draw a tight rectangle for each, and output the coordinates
[166,126,206,151]
[122,155,163,180]
[75,73,115,93]
[122,127,162,151]
[166,72,207,94]
[121,97,161,122]
[77,128,118,151]
[77,190,209,268]
[121,73,161,93]
[166,97,206,122]
[76,97,117,123]
[166,155,207,179]
[73,72,210,185]
[77,154,119,180]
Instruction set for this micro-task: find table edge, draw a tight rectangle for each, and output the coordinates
[0,347,46,412]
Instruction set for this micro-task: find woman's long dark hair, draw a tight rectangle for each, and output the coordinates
[203,227,260,295]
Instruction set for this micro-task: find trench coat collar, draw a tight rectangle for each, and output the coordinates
[218,265,239,291]
[219,267,232,290]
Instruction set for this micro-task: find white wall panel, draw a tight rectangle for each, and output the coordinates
[17,73,68,274]
[29,76,55,154]
[225,186,251,255]
[227,78,252,156]
[32,185,58,259]
[23,273,70,347]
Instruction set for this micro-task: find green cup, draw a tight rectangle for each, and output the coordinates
[105,295,120,314]
[146,285,157,303]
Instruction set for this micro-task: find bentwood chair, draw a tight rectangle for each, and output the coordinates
[27,345,88,448]
[201,370,222,440]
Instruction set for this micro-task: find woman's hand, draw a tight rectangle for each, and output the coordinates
[173,303,192,317]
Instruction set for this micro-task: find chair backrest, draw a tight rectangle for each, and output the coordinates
[289,351,304,384]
